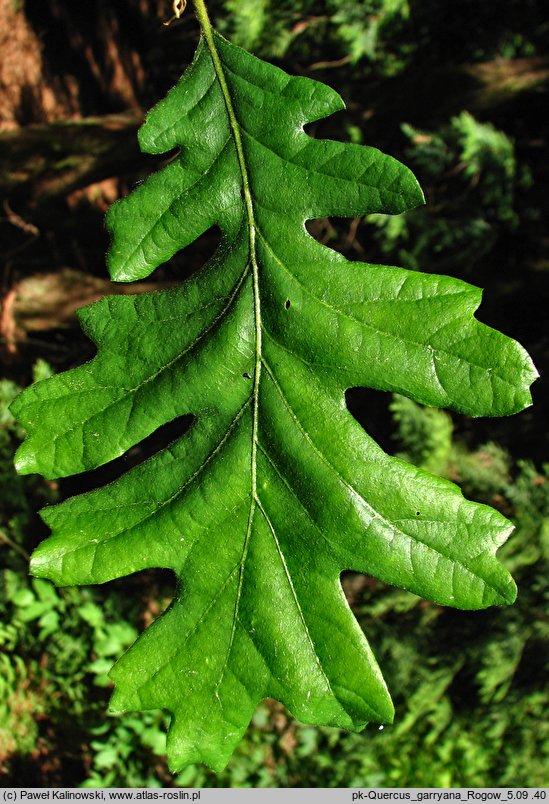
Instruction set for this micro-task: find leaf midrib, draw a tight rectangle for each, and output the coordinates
[196,14,263,694]
[194,20,357,713]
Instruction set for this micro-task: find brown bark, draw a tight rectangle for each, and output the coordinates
[0,0,152,128]
[0,0,77,127]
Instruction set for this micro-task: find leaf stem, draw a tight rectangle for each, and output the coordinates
[193,0,262,506]
[193,0,263,689]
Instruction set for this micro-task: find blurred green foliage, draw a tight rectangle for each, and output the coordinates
[367,113,530,275]
[0,367,170,784]
[216,0,546,67]
[219,0,413,67]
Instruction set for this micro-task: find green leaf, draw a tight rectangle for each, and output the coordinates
[11,589,35,608]
[11,10,536,773]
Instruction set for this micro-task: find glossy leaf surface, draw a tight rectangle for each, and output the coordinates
[12,28,537,772]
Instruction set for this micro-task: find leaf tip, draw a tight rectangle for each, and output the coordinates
[13,442,38,476]
[474,556,518,610]
[498,574,518,607]
[108,266,135,283]
[373,687,395,726]
[523,355,540,401]
[107,689,126,715]
[108,661,143,715]
[403,170,425,211]
[105,248,136,283]
[29,544,55,581]
[494,344,538,417]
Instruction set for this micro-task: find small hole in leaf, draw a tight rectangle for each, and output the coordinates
[243,372,251,379]
[416,511,420,516]
[285,299,291,310]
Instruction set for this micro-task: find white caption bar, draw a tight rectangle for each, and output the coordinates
[3,790,548,804]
